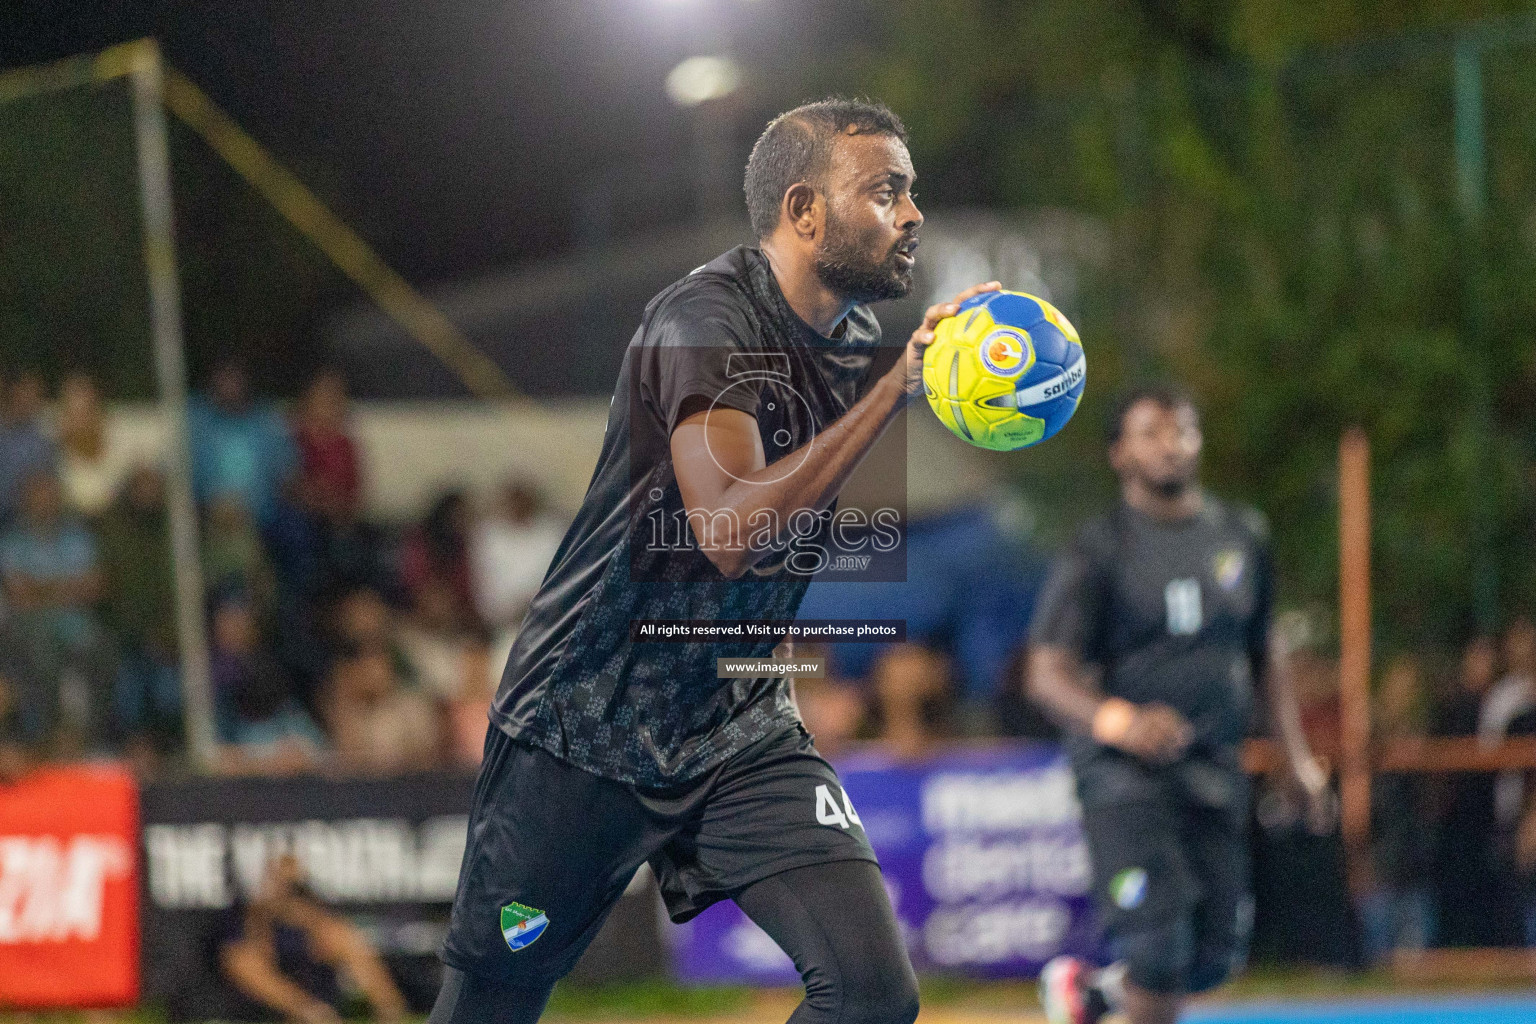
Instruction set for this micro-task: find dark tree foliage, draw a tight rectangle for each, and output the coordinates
[847,0,1536,651]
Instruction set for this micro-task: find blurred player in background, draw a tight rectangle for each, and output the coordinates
[431,99,999,1024]
[1030,385,1329,1024]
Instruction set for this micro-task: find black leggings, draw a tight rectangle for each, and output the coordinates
[428,860,919,1024]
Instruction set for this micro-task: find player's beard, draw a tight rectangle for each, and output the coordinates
[1145,465,1197,499]
[814,208,914,304]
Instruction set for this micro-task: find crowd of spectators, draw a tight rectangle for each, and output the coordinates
[0,362,563,781]
[3,361,1534,965]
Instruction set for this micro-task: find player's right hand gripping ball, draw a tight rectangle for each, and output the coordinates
[921,290,1085,450]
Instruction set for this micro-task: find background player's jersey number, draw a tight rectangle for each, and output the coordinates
[1165,578,1203,636]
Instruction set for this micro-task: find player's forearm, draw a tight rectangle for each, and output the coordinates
[1027,645,1105,736]
[705,372,909,577]
[221,943,319,1020]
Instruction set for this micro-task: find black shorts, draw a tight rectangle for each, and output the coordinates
[441,722,877,983]
[1078,759,1251,961]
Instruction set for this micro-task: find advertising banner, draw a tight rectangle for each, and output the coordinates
[139,771,476,1018]
[670,743,1097,983]
[0,764,139,1008]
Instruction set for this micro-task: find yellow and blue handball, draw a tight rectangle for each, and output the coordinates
[921,290,1085,451]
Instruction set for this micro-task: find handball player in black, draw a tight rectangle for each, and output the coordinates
[430,99,1000,1024]
[1030,386,1329,1024]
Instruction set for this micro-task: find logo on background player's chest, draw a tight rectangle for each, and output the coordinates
[1212,548,1246,592]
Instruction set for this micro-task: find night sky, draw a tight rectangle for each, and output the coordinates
[3,0,870,288]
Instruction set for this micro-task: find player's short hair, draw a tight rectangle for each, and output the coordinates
[1107,383,1198,444]
[743,98,908,240]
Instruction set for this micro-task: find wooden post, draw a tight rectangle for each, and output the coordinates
[1338,428,1372,892]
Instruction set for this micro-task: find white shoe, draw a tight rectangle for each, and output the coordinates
[1039,955,1102,1024]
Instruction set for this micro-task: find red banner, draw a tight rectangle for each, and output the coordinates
[0,764,139,1008]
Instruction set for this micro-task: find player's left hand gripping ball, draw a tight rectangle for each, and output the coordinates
[921,290,1085,450]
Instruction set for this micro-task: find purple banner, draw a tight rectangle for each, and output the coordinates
[669,742,1098,983]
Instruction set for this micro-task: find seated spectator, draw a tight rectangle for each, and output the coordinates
[1293,646,1342,754]
[1359,654,1436,963]
[97,465,183,757]
[211,593,327,777]
[0,370,58,529]
[470,479,564,632]
[398,577,477,702]
[219,853,406,1024]
[0,469,111,751]
[1437,634,1499,736]
[203,494,277,614]
[323,638,441,777]
[189,359,296,530]
[331,588,404,667]
[1433,634,1512,947]
[400,490,475,624]
[1482,615,1536,741]
[0,669,39,785]
[293,370,363,515]
[263,490,394,708]
[868,642,952,760]
[444,629,498,768]
[1483,615,1536,831]
[56,372,131,519]
[282,469,393,614]
[1509,702,1536,946]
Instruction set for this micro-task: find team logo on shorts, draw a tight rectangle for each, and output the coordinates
[1213,549,1245,591]
[979,329,1029,377]
[500,901,549,952]
[1110,867,1148,910]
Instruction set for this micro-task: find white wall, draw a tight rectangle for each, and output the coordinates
[109,398,1000,521]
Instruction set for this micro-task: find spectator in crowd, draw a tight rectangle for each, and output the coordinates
[203,494,277,616]
[790,645,866,759]
[211,593,328,777]
[292,369,363,518]
[1482,615,1536,831]
[1436,634,1498,737]
[1493,617,1536,947]
[324,636,441,777]
[219,853,406,1024]
[0,469,111,751]
[97,465,182,757]
[1482,615,1536,740]
[470,479,564,632]
[189,359,297,530]
[0,370,58,528]
[868,642,952,760]
[264,474,393,706]
[0,669,39,784]
[1508,700,1536,946]
[1359,654,1437,962]
[1433,634,1513,946]
[398,577,477,703]
[400,489,475,623]
[270,464,393,609]
[444,628,498,768]
[56,372,131,520]
[332,587,400,662]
